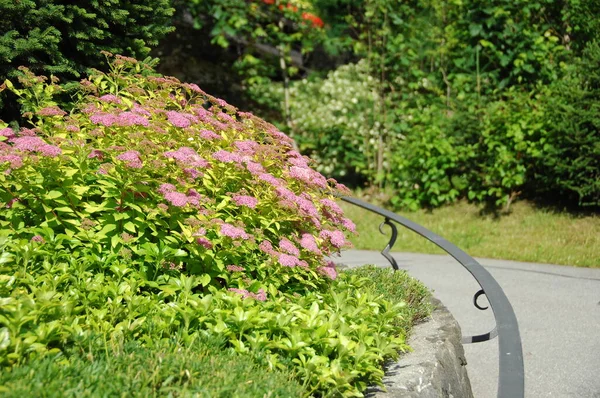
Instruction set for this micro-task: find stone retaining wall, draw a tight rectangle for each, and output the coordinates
[367,298,473,398]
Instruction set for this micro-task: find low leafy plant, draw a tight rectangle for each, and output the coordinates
[0,239,429,396]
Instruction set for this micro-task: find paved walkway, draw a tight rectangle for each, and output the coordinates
[331,250,600,398]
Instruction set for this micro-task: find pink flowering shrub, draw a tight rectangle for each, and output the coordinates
[0,56,356,297]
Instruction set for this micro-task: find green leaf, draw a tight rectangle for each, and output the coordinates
[200,274,211,287]
[123,221,136,233]
[44,190,63,200]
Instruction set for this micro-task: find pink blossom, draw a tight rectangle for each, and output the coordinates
[318,262,337,280]
[116,150,142,168]
[226,265,245,272]
[253,289,267,301]
[237,111,253,119]
[245,161,264,175]
[116,112,149,127]
[164,147,209,168]
[18,128,38,137]
[220,223,249,240]
[293,194,320,219]
[234,140,259,154]
[157,183,176,195]
[90,113,118,126]
[164,191,188,207]
[6,198,19,208]
[279,238,300,256]
[258,173,283,187]
[341,217,357,233]
[193,227,207,236]
[196,237,213,249]
[37,106,66,117]
[212,150,241,163]
[185,83,202,93]
[0,154,23,169]
[299,233,321,254]
[0,128,15,138]
[215,98,229,108]
[287,151,311,168]
[66,125,80,132]
[229,288,266,301]
[320,230,347,248]
[217,112,235,124]
[98,94,122,104]
[167,111,194,128]
[289,166,328,188]
[184,168,203,179]
[38,145,62,157]
[278,253,301,268]
[30,235,45,243]
[232,194,258,209]
[320,198,343,215]
[11,136,46,151]
[259,240,277,256]
[132,103,151,116]
[186,189,202,206]
[335,182,351,194]
[199,129,222,140]
[88,149,104,159]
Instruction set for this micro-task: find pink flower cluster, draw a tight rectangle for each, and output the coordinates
[226,265,245,272]
[232,194,258,209]
[196,237,213,249]
[166,110,196,128]
[279,237,300,256]
[164,191,188,207]
[288,166,328,189]
[317,261,338,280]
[0,154,23,169]
[116,150,142,168]
[220,223,250,240]
[0,128,15,138]
[10,136,61,158]
[278,253,308,268]
[37,106,67,117]
[98,94,122,104]
[30,235,45,243]
[320,229,347,248]
[164,147,210,168]
[299,233,321,254]
[90,111,149,127]
[199,129,222,140]
[212,150,241,163]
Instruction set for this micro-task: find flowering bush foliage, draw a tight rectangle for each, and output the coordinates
[0,55,355,298]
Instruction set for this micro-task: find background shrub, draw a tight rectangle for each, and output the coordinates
[0,0,175,122]
[532,41,600,207]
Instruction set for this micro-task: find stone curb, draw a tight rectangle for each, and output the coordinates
[367,298,473,398]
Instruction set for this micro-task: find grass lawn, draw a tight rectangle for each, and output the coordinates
[341,200,600,268]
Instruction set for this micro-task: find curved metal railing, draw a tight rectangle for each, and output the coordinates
[340,196,524,398]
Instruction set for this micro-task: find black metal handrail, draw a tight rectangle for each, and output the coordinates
[340,196,524,398]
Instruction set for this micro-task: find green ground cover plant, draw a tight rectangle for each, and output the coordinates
[342,199,600,268]
[0,55,431,396]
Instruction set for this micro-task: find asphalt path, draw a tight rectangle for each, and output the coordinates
[331,250,600,398]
